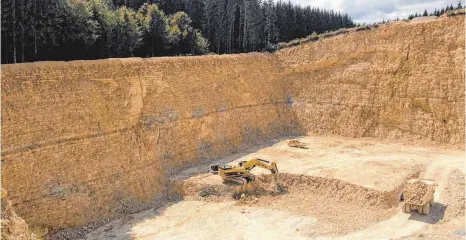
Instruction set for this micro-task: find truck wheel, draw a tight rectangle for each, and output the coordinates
[417,206,423,213]
[402,203,410,213]
[422,203,431,215]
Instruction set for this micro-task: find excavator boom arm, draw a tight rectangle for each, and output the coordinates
[241,159,278,173]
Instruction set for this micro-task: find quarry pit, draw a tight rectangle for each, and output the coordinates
[85,136,465,240]
[1,15,465,240]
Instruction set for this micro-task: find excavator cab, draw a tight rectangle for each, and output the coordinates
[208,164,220,174]
[209,164,233,174]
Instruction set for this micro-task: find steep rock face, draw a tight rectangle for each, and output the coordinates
[277,16,464,144]
[1,54,286,230]
[1,15,464,233]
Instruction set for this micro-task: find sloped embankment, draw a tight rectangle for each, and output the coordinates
[1,55,285,232]
[278,16,465,145]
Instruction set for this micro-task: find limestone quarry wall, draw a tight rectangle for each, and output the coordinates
[1,54,286,230]
[1,15,464,233]
[277,16,465,145]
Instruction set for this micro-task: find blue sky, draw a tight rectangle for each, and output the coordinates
[285,0,464,23]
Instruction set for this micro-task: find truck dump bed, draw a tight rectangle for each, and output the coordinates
[403,179,435,206]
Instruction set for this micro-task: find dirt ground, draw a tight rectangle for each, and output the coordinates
[84,136,465,240]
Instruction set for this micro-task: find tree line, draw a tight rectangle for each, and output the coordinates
[408,1,463,19]
[160,0,355,53]
[1,0,355,64]
[1,0,209,63]
[358,1,464,26]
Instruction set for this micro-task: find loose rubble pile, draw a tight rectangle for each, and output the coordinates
[1,199,38,240]
[182,173,398,208]
[403,180,433,205]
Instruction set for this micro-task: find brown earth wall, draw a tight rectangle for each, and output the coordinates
[1,54,287,230]
[277,16,465,144]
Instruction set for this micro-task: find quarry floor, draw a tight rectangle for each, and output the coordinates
[83,136,465,240]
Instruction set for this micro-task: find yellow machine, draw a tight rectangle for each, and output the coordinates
[401,178,436,215]
[288,140,308,149]
[209,158,279,185]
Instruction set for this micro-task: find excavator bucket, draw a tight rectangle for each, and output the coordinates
[271,162,279,174]
[288,140,308,149]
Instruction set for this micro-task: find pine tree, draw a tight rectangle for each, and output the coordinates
[136,3,169,57]
[183,0,205,31]
[263,0,278,45]
[57,0,98,60]
[112,6,142,57]
[457,1,463,9]
[227,0,238,53]
[168,11,207,54]
[87,0,116,59]
[154,0,185,15]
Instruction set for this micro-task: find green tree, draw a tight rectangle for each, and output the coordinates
[153,0,185,14]
[183,0,205,31]
[55,0,98,60]
[203,0,223,53]
[457,1,463,9]
[1,0,17,63]
[87,0,116,59]
[242,0,263,51]
[112,0,145,9]
[136,3,169,57]
[168,11,208,55]
[193,29,210,54]
[263,0,278,45]
[112,6,142,57]
[1,0,98,63]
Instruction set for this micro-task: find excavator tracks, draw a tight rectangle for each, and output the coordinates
[225,176,248,185]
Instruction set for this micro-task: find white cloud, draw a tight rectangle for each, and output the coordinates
[283,0,463,23]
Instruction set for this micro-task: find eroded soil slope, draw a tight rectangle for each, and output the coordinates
[279,16,465,145]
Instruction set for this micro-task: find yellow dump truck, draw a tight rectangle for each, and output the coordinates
[401,178,436,215]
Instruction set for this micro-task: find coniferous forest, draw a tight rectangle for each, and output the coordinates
[1,0,355,64]
[407,1,463,19]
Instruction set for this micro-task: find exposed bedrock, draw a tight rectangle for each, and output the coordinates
[278,17,464,144]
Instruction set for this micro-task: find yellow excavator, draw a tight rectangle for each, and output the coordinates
[209,158,279,185]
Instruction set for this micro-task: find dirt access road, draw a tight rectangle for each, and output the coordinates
[84,136,465,240]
